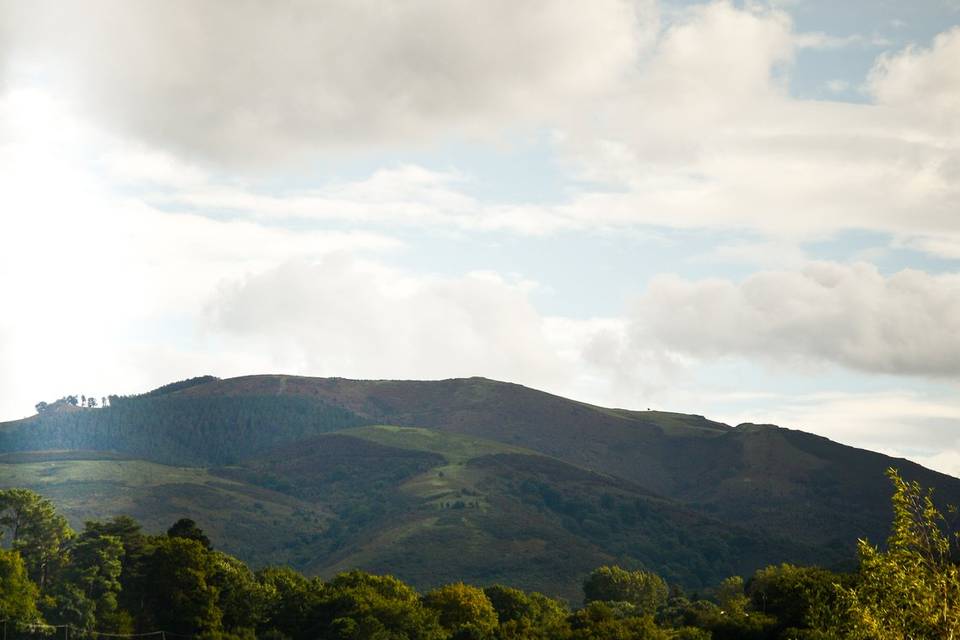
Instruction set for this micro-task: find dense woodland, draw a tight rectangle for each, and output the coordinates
[0,470,957,640]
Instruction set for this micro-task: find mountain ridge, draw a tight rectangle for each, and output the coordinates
[2,373,958,599]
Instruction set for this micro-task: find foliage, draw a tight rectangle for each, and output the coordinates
[141,536,223,637]
[582,565,668,615]
[210,551,268,636]
[256,566,325,640]
[167,518,213,550]
[0,488,73,590]
[483,585,569,640]
[309,571,443,640]
[423,582,498,639]
[0,548,39,621]
[569,601,670,640]
[838,468,960,640]
[747,563,848,636]
[55,531,124,629]
[0,471,955,640]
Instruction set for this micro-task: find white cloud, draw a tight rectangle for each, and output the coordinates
[3,1,956,248]
[868,26,960,135]
[3,0,649,165]
[205,256,568,385]
[894,233,960,260]
[794,31,891,50]
[825,79,849,93]
[165,165,480,227]
[626,262,960,377]
[549,4,960,242]
[0,88,399,419]
[692,240,809,268]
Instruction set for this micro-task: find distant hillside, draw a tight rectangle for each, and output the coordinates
[175,375,960,548]
[1,373,957,599]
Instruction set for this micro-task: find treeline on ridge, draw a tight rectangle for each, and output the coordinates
[0,393,370,465]
[0,470,957,640]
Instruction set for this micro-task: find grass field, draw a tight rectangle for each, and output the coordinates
[341,425,532,462]
[0,452,330,568]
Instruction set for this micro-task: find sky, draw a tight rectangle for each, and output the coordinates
[1,0,959,476]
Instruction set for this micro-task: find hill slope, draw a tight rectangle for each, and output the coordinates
[174,375,960,548]
[1,374,958,598]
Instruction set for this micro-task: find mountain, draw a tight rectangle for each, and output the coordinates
[1,374,958,601]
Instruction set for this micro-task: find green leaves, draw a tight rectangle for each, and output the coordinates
[582,565,668,615]
[0,488,73,590]
[840,468,960,639]
[424,583,498,639]
[0,548,40,621]
[1,471,957,640]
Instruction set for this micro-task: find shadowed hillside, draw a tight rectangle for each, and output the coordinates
[175,375,960,547]
[1,374,958,598]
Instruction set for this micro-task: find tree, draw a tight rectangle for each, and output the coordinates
[423,582,498,639]
[210,551,268,636]
[0,489,73,590]
[0,548,40,622]
[309,571,443,640]
[256,566,324,640]
[704,576,775,640]
[141,537,223,637]
[748,563,847,635]
[839,468,960,639]
[167,517,213,550]
[35,401,49,414]
[582,566,668,616]
[569,600,671,640]
[52,532,124,630]
[82,516,151,622]
[483,586,569,640]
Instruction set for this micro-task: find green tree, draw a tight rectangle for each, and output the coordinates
[423,583,498,639]
[569,601,670,640]
[256,566,324,640]
[45,583,96,631]
[483,586,569,640]
[167,518,213,550]
[0,548,40,621]
[840,468,960,640]
[582,566,668,616]
[82,516,151,625]
[310,571,442,640]
[0,489,73,590]
[748,563,848,635]
[142,536,223,637]
[59,532,124,629]
[210,551,268,637]
[706,576,775,640]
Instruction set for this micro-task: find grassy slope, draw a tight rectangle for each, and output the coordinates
[0,451,330,568]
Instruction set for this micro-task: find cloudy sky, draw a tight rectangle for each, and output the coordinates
[1,0,959,475]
